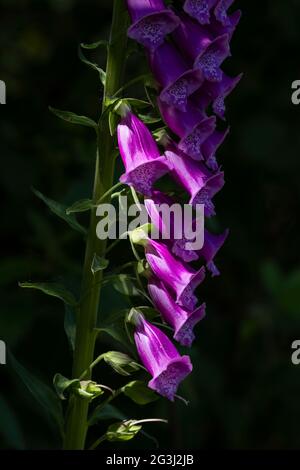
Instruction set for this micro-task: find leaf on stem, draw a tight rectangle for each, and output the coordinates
[122,380,159,405]
[66,199,94,215]
[53,374,80,400]
[32,188,87,235]
[91,254,109,275]
[78,46,106,86]
[106,420,142,442]
[19,281,78,307]
[102,351,140,376]
[49,107,97,129]
[8,352,64,435]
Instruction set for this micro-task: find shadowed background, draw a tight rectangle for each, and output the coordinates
[1,0,300,449]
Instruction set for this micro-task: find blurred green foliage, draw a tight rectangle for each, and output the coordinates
[0,0,300,449]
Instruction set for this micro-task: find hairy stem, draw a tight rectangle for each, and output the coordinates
[63,0,128,450]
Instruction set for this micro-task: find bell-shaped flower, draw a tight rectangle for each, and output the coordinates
[198,228,229,276]
[126,0,180,51]
[148,277,206,347]
[145,238,206,310]
[133,312,193,400]
[117,109,170,196]
[149,42,204,111]
[214,0,236,27]
[202,127,230,171]
[173,14,230,82]
[145,191,201,262]
[158,98,216,160]
[165,142,224,216]
[183,0,218,25]
[195,73,243,120]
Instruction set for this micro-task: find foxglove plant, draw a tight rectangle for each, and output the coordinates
[17,0,241,451]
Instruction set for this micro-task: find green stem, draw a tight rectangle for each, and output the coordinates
[63,0,128,450]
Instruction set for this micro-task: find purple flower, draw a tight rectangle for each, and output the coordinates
[210,9,241,39]
[158,98,216,160]
[145,191,201,262]
[202,127,230,171]
[133,313,193,400]
[165,142,224,216]
[173,14,230,82]
[117,109,170,196]
[126,0,180,51]
[214,0,235,26]
[145,238,206,310]
[148,277,206,347]
[183,0,218,25]
[198,228,229,276]
[194,73,243,119]
[149,42,204,111]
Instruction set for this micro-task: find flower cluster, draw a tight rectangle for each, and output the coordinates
[118,0,241,400]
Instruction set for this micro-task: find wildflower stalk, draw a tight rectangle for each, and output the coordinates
[63,0,128,450]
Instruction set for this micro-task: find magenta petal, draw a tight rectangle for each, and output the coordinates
[202,127,230,170]
[198,228,229,276]
[214,0,235,26]
[120,158,171,196]
[178,116,216,160]
[148,355,192,400]
[172,238,200,262]
[117,111,170,195]
[146,239,206,310]
[126,0,167,22]
[134,315,192,400]
[194,33,230,82]
[190,171,225,216]
[128,10,180,51]
[184,0,218,25]
[150,42,204,111]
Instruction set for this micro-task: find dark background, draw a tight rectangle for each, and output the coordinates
[1,0,300,450]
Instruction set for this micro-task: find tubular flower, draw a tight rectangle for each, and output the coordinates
[165,143,224,216]
[194,73,243,120]
[145,191,201,262]
[145,238,206,311]
[173,14,230,82]
[126,0,180,51]
[133,313,193,400]
[183,0,217,25]
[158,98,216,160]
[148,277,206,347]
[197,228,229,276]
[117,109,170,196]
[149,42,204,111]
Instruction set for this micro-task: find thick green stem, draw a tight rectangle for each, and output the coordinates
[63,0,128,450]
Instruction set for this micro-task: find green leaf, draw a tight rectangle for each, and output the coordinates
[78,46,106,86]
[109,110,119,136]
[106,420,142,442]
[75,381,104,401]
[113,274,140,297]
[19,281,77,307]
[53,373,80,400]
[89,404,126,425]
[49,107,97,129]
[80,39,108,50]
[138,113,162,124]
[103,351,140,376]
[66,198,93,215]
[123,98,151,109]
[91,254,109,275]
[64,304,76,351]
[32,188,87,235]
[9,352,64,434]
[122,380,159,405]
[136,306,160,321]
[0,395,25,449]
